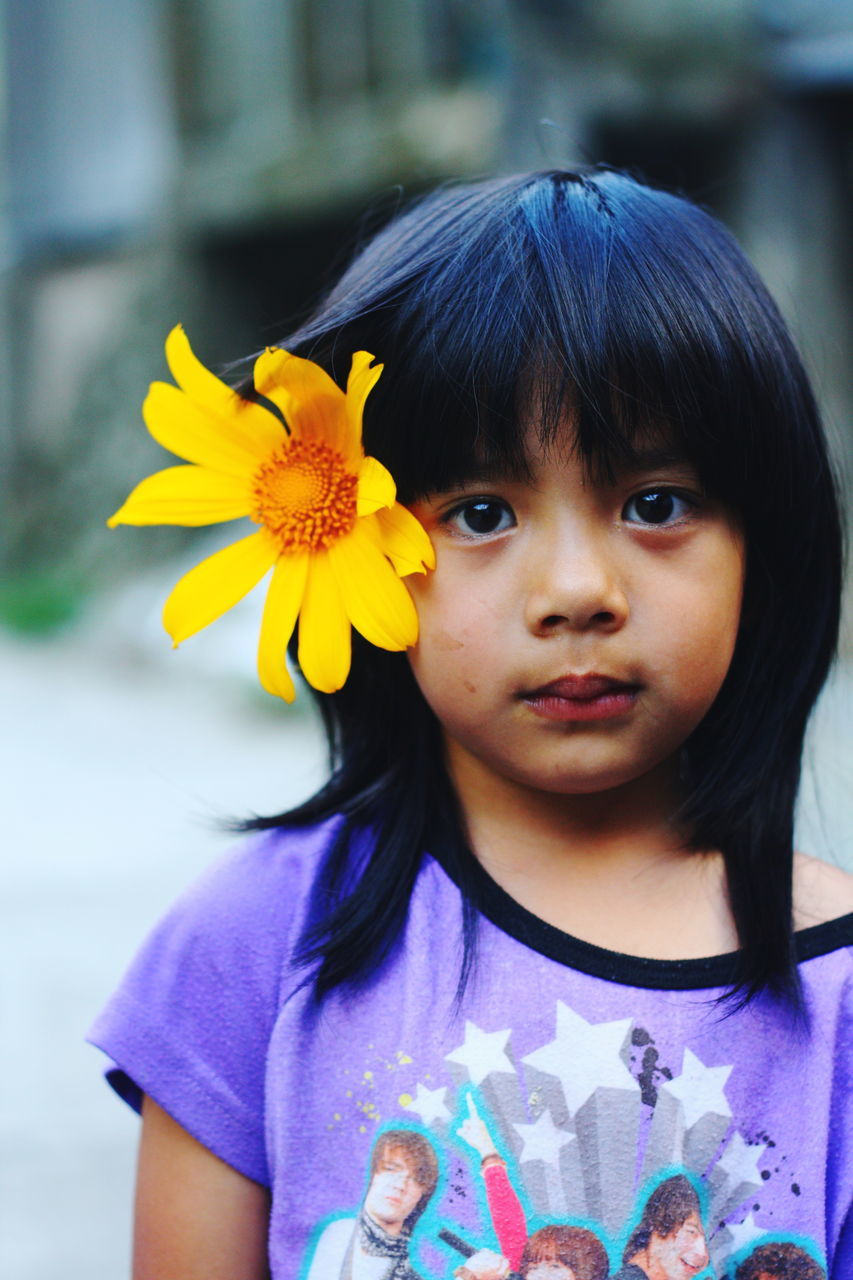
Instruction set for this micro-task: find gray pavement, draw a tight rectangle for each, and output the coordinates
[3,595,851,1279]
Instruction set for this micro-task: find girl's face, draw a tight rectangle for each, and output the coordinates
[406,426,744,806]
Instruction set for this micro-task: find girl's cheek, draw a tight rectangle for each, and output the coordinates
[437,630,468,653]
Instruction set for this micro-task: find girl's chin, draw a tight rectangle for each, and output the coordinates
[447,741,683,807]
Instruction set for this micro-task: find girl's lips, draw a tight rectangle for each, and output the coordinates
[520,675,640,722]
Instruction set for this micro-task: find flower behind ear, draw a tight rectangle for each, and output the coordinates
[109,326,434,701]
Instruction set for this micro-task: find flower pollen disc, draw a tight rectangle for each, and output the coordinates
[251,438,358,552]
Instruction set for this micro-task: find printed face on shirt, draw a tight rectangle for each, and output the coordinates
[752,1272,818,1280]
[526,1263,577,1280]
[645,1211,709,1279]
[363,1147,425,1234]
[735,1242,826,1280]
[406,425,744,806]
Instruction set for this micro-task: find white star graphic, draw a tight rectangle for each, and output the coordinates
[660,1048,732,1129]
[725,1211,763,1255]
[717,1130,766,1185]
[522,1001,638,1113]
[445,1020,514,1085]
[513,1109,575,1165]
[403,1083,451,1125]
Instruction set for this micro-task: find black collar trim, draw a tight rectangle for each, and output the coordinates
[429,848,853,991]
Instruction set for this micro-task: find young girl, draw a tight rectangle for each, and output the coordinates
[90,169,853,1280]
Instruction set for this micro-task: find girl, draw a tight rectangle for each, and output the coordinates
[90,170,853,1280]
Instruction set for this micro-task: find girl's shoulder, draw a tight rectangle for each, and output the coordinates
[184,814,344,912]
[129,815,347,965]
[91,814,349,1058]
[87,815,350,1184]
[793,851,853,931]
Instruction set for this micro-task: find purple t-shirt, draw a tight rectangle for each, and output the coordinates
[89,818,853,1279]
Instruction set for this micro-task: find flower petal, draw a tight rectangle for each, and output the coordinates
[166,324,244,416]
[356,455,396,516]
[346,351,383,449]
[297,553,351,693]
[373,504,436,576]
[144,381,284,474]
[328,527,420,650]
[108,465,251,527]
[253,348,350,453]
[163,530,277,645]
[257,553,309,702]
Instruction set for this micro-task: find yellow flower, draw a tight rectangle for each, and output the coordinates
[109,326,434,701]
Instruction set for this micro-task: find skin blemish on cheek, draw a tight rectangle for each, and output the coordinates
[433,632,465,652]
[463,681,477,694]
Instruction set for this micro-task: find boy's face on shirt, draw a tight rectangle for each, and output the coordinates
[526,1263,577,1279]
[363,1147,424,1233]
[405,424,744,811]
[646,1211,709,1278]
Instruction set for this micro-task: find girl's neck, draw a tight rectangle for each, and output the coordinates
[446,740,738,960]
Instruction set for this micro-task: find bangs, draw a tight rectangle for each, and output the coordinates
[290,170,798,509]
[530,1240,562,1264]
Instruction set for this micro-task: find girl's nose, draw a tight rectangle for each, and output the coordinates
[524,528,629,636]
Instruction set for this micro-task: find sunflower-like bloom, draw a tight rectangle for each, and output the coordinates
[109,326,434,701]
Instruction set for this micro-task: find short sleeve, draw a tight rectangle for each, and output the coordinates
[87,822,335,1185]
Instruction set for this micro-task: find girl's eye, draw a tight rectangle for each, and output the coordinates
[623,489,693,526]
[445,499,515,537]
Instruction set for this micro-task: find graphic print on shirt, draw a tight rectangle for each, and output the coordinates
[304,1126,441,1280]
[299,999,827,1280]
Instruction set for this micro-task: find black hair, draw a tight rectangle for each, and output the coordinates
[244,168,843,1009]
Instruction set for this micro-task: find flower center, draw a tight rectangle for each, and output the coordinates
[251,438,358,551]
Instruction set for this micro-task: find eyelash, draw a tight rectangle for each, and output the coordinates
[441,488,698,538]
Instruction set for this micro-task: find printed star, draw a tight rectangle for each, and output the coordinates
[659,1048,732,1129]
[725,1211,763,1254]
[513,1109,575,1165]
[446,1020,514,1085]
[717,1130,766,1185]
[403,1082,451,1125]
[522,1001,638,1113]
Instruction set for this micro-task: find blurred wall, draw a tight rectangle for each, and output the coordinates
[1,0,502,626]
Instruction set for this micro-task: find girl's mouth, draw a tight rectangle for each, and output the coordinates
[520,674,640,722]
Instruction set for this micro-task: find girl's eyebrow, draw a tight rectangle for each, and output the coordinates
[443,461,531,489]
[614,444,696,476]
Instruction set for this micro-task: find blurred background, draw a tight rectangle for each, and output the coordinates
[4,1,853,1275]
